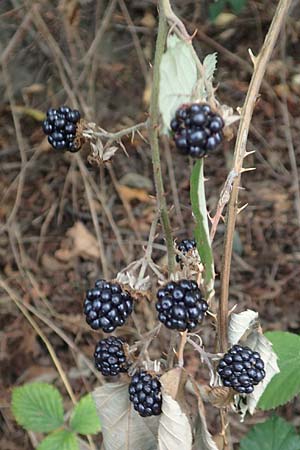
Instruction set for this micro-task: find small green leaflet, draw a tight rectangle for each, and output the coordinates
[209,0,226,20]
[37,430,79,450]
[190,160,214,293]
[228,0,247,14]
[209,0,247,20]
[70,394,101,435]
[240,416,300,450]
[259,332,300,410]
[159,35,197,133]
[12,383,64,433]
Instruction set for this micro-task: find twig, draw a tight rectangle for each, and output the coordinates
[83,120,148,141]
[148,1,175,274]
[76,155,128,262]
[210,170,238,242]
[186,336,215,384]
[78,156,109,278]
[1,52,27,229]
[118,0,149,83]
[177,330,187,367]
[219,0,292,353]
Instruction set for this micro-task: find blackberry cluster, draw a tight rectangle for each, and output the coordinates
[171,103,224,158]
[156,279,208,332]
[84,280,133,333]
[94,336,129,376]
[217,345,266,394]
[176,238,197,263]
[42,106,81,152]
[129,370,162,417]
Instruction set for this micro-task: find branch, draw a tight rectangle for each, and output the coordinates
[148,1,175,274]
[83,120,148,141]
[219,0,292,353]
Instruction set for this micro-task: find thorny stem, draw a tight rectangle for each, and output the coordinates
[219,0,292,354]
[83,120,148,141]
[148,1,175,275]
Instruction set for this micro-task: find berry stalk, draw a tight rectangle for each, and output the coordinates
[148,1,175,275]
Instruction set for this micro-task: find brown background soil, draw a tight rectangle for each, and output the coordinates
[0,1,300,449]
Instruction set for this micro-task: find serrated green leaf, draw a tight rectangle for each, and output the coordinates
[209,0,226,20]
[190,160,214,293]
[259,332,300,410]
[240,416,300,450]
[37,430,79,450]
[159,35,197,133]
[12,382,64,433]
[228,0,247,13]
[70,394,101,435]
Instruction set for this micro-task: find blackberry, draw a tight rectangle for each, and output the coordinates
[83,280,133,333]
[129,370,162,417]
[156,279,208,332]
[217,345,266,394]
[176,238,197,263]
[42,105,81,152]
[171,103,224,158]
[94,336,129,376]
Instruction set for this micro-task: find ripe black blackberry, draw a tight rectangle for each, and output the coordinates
[94,336,129,376]
[83,280,133,333]
[42,106,81,152]
[217,345,266,394]
[176,238,197,263]
[156,279,208,332]
[170,103,224,158]
[129,370,162,417]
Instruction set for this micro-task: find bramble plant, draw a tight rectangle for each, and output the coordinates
[10,0,299,449]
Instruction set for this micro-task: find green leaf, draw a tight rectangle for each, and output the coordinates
[70,394,101,435]
[159,35,197,133]
[259,332,300,410]
[228,0,247,13]
[240,416,300,450]
[37,430,79,450]
[11,382,64,433]
[209,0,226,20]
[190,160,214,293]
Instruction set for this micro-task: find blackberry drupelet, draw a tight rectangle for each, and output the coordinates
[156,279,208,332]
[94,336,129,376]
[42,105,81,152]
[176,238,197,263]
[170,103,224,158]
[129,370,162,417]
[217,345,266,394]
[84,280,133,333]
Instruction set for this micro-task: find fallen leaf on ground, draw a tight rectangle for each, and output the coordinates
[55,221,100,261]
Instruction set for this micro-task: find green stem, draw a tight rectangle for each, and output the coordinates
[148,1,175,274]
